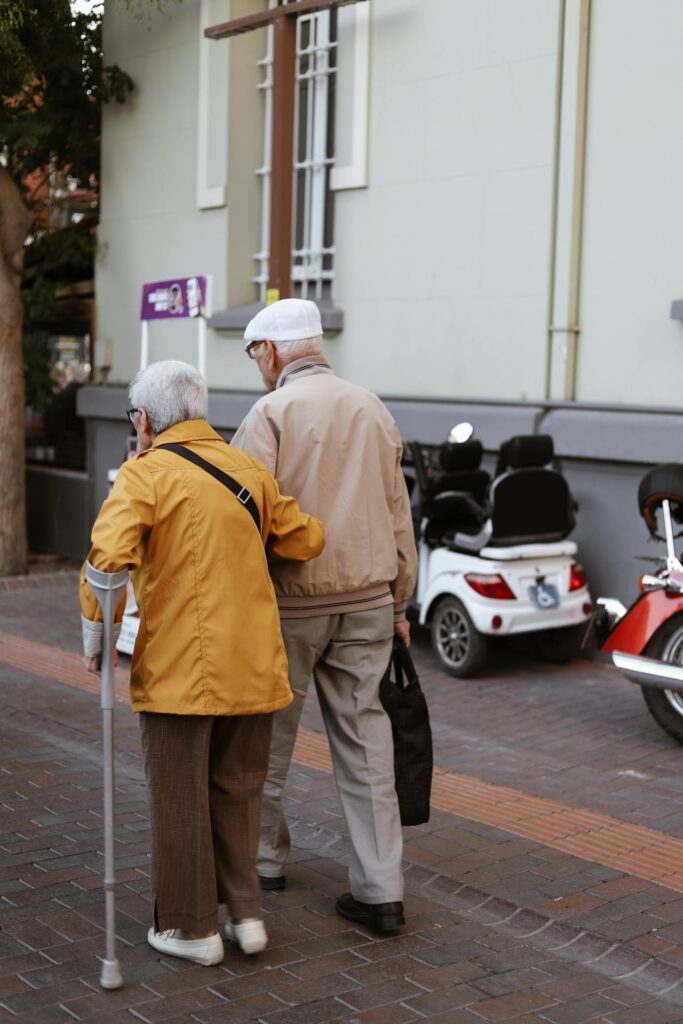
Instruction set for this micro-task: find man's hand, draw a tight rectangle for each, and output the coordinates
[394,618,411,647]
[83,649,119,674]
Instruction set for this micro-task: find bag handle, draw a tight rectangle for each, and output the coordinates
[392,637,418,690]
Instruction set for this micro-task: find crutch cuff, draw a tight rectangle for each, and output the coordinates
[81,617,122,658]
[82,616,103,657]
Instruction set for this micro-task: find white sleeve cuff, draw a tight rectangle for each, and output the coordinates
[82,617,103,657]
[81,617,122,658]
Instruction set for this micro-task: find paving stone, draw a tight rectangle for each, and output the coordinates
[6,586,683,1024]
[472,988,558,1021]
[602,1001,683,1024]
[334,1006,421,1024]
[474,967,554,997]
[402,981,484,1015]
[257,994,353,1024]
[539,992,623,1024]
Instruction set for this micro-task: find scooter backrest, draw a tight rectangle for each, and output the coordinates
[431,439,490,504]
[489,469,574,546]
[495,434,554,478]
[638,463,683,537]
[439,439,484,472]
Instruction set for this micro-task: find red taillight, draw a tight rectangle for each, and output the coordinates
[569,563,587,592]
[464,573,516,600]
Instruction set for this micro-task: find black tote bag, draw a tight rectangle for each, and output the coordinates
[379,637,433,826]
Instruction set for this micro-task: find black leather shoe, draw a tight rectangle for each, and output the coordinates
[258,874,286,891]
[335,893,405,933]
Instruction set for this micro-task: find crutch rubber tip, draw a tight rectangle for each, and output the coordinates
[99,959,123,990]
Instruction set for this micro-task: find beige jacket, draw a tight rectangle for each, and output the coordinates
[80,419,324,715]
[232,357,417,620]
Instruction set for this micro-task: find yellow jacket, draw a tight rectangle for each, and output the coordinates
[80,419,325,715]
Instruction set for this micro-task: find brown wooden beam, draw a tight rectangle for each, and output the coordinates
[205,0,365,41]
[267,12,297,299]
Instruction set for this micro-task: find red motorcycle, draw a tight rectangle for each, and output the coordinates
[593,464,683,742]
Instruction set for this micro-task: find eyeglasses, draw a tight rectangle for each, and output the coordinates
[126,407,140,424]
[246,341,265,360]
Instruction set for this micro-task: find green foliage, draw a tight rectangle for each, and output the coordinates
[0,1,134,187]
[1,0,182,349]
[23,221,96,320]
[22,330,53,410]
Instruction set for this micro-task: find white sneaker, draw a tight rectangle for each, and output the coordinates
[147,927,224,965]
[223,919,268,955]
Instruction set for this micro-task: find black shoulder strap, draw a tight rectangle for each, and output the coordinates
[156,442,261,534]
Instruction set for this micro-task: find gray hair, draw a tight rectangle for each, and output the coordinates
[129,360,208,435]
[272,335,323,364]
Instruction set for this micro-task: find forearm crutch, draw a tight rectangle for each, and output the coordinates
[85,562,130,990]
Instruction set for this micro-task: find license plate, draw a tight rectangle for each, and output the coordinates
[529,584,560,609]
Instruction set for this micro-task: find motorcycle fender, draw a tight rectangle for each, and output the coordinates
[602,589,683,655]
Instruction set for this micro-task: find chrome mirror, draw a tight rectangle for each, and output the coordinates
[448,422,474,444]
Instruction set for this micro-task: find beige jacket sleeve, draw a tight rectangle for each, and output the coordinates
[390,439,418,621]
[232,408,278,474]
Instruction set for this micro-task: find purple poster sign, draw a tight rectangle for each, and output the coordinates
[140,277,207,321]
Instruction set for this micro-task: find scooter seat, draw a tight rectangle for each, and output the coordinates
[424,491,488,548]
[479,540,578,560]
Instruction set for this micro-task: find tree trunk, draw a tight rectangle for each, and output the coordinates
[0,167,31,576]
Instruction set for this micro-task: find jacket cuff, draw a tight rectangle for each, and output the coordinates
[393,601,408,622]
[81,617,122,658]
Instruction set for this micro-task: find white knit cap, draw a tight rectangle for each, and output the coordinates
[244,298,323,347]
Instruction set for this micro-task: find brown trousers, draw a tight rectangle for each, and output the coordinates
[139,711,273,933]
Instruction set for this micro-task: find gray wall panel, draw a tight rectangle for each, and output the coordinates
[26,468,89,560]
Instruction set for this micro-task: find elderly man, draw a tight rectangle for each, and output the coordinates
[232,299,418,933]
[80,359,324,966]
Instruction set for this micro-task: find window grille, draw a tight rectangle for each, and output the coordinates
[254,0,337,303]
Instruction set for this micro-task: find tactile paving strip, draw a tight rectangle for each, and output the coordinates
[3,631,683,893]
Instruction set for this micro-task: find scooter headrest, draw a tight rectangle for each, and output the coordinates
[501,434,554,470]
[439,438,484,472]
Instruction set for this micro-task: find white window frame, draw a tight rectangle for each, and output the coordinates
[253,0,338,303]
[330,1,370,192]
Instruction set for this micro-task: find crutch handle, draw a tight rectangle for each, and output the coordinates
[85,563,130,593]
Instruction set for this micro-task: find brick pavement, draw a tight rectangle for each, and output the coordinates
[1,577,683,1022]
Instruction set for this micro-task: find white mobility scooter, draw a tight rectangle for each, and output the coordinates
[408,425,593,676]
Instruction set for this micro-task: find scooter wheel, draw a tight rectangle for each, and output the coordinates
[430,596,488,677]
[642,613,683,744]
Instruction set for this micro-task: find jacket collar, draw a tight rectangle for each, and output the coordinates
[152,419,224,448]
[277,355,333,390]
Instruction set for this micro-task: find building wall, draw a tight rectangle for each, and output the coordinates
[576,0,683,404]
[95,0,683,402]
[333,0,558,400]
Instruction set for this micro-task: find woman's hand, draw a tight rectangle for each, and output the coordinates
[83,649,119,673]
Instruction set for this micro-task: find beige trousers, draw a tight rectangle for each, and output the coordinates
[258,606,404,903]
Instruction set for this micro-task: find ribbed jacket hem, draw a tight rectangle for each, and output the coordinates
[277,584,394,619]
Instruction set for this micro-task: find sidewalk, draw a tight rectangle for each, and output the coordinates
[2,574,683,1023]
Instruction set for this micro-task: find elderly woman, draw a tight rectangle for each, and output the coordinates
[80,360,324,966]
